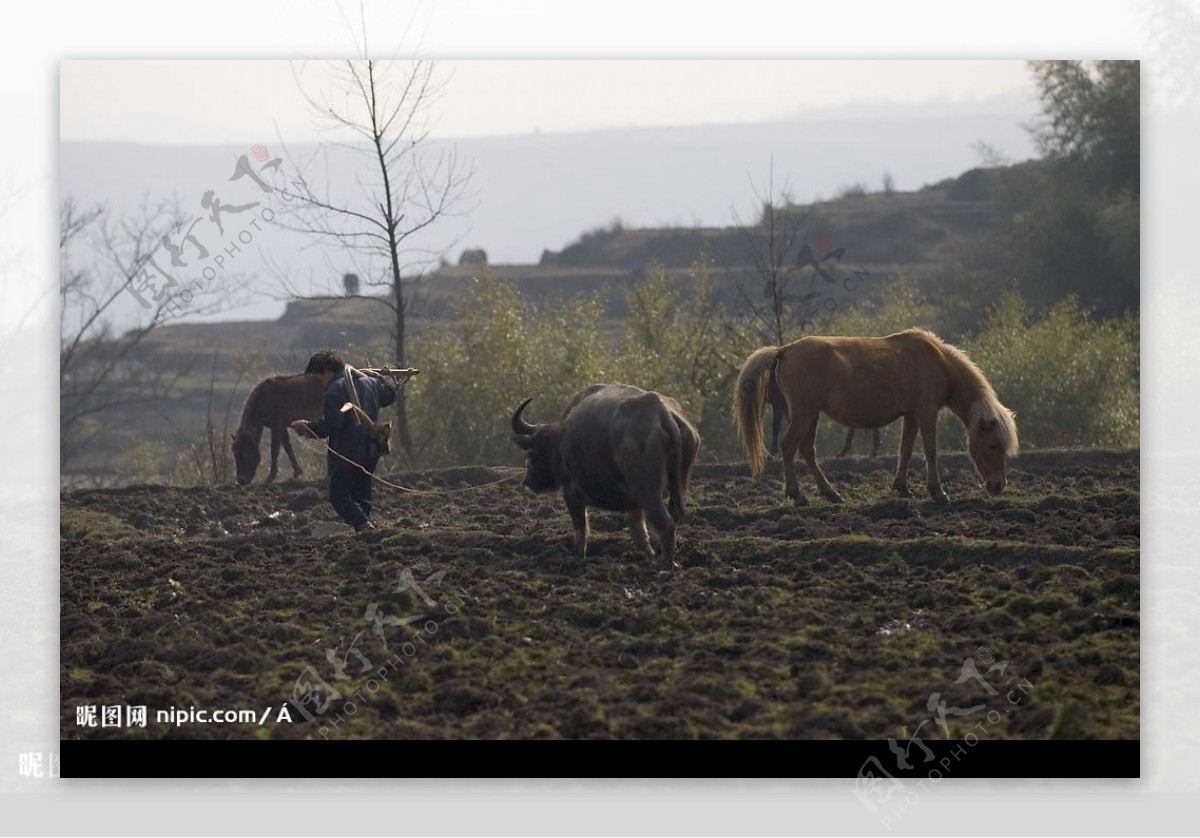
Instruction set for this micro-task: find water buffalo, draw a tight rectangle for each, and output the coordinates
[510,384,700,571]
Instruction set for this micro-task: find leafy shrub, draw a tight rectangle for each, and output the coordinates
[404,271,1137,470]
[408,274,611,467]
[964,291,1139,448]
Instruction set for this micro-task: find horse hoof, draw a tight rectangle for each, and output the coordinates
[822,491,845,504]
[894,486,913,498]
[931,490,950,505]
[790,494,809,508]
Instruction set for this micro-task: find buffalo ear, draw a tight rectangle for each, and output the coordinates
[511,434,534,450]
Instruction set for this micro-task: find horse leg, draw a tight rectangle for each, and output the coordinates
[918,411,950,504]
[870,428,882,459]
[893,415,917,496]
[801,417,843,503]
[266,427,281,483]
[281,426,302,479]
[779,418,809,507]
[836,428,855,457]
[770,405,784,457]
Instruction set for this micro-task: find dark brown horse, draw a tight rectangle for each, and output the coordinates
[736,329,1018,505]
[232,373,325,485]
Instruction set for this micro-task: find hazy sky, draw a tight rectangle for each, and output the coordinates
[60,59,1036,143]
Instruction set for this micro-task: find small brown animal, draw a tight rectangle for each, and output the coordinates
[232,373,326,485]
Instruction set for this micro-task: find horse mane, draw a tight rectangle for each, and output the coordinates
[922,330,1019,457]
[235,378,268,437]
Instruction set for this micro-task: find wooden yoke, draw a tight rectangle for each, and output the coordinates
[337,363,415,456]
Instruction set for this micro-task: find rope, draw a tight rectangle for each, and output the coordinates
[298,426,521,496]
[294,368,518,496]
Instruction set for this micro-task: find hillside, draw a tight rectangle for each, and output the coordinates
[73,166,1014,482]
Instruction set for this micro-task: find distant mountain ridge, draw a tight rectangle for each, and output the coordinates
[60,99,1038,327]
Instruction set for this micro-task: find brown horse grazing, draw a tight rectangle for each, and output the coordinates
[735,329,1018,505]
[232,373,326,485]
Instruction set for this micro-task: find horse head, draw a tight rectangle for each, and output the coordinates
[967,401,1018,495]
[232,430,261,485]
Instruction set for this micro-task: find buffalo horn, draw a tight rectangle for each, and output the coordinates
[511,397,536,436]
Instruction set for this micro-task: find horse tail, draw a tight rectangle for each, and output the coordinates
[734,346,781,477]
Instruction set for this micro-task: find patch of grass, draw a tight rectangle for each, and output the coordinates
[1050,703,1086,739]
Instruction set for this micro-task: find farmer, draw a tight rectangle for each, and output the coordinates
[291,350,396,533]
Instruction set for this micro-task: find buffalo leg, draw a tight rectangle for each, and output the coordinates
[800,417,843,503]
[280,426,303,479]
[918,410,950,504]
[629,510,655,560]
[768,376,787,457]
[770,404,784,457]
[893,415,917,496]
[640,494,677,571]
[564,489,589,558]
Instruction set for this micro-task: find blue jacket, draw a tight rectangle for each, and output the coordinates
[307,370,397,470]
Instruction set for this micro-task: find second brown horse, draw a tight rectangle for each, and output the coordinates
[735,329,1018,505]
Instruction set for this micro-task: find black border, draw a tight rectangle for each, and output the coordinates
[61,739,1139,779]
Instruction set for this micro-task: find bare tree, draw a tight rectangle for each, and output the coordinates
[729,159,839,346]
[726,160,860,457]
[275,51,475,458]
[59,197,241,471]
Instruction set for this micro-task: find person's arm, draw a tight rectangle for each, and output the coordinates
[374,376,398,409]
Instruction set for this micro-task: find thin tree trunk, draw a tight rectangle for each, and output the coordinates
[390,238,414,458]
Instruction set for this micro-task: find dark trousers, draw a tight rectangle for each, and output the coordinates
[329,462,375,528]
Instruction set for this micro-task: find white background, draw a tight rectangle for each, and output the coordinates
[2,0,1187,834]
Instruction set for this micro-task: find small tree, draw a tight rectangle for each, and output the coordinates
[280,50,475,459]
[729,159,840,346]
